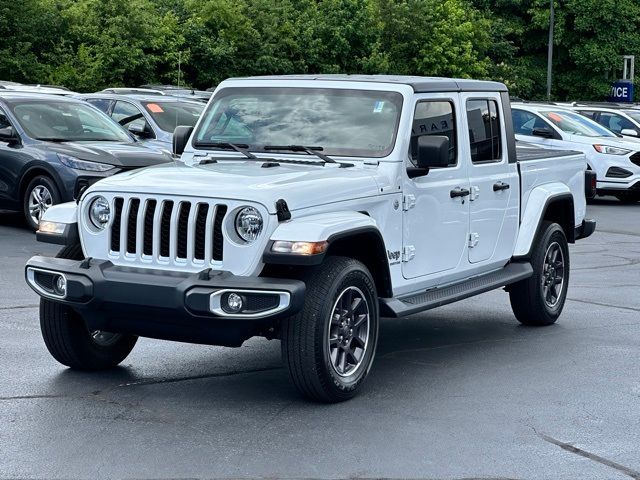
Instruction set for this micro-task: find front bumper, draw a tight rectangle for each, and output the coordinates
[25,256,305,346]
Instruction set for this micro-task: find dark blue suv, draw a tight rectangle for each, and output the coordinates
[0,93,172,229]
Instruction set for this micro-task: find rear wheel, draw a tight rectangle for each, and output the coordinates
[23,175,61,231]
[281,256,379,402]
[509,222,570,326]
[39,244,138,370]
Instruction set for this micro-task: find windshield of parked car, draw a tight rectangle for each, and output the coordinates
[622,110,640,124]
[193,87,404,158]
[8,100,131,142]
[541,110,616,137]
[142,101,204,133]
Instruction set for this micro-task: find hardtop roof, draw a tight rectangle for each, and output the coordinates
[229,74,508,93]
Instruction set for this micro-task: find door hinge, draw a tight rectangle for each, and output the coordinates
[402,245,416,262]
[470,186,480,201]
[402,194,416,211]
[468,233,480,248]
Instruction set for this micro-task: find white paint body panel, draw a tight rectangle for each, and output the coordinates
[40,202,78,224]
[73,79,588,299]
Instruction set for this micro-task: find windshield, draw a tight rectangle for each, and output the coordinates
[623,110,640,124]
[193,87,404,158]
[9,100,131,142]
[541,110,616,137]
[142,101,204,133]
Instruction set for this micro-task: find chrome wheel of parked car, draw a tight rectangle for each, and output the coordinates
[23,176,61,231]
[28,185,53,226]
[328,286,370,377]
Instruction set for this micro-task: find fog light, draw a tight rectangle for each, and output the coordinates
[227,293,243,312]
[53,275,67,297]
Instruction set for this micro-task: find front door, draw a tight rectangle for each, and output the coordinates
[402,95,470,280]
[462,94,519,264]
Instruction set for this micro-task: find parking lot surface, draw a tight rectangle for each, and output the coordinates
[1,199,639,480]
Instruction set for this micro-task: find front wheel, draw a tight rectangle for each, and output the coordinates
[281,256,379,402]
[39,244,138,370]
[509,222,570,326]
[23,175,61,231]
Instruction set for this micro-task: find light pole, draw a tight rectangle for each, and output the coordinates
[546,0,555,101]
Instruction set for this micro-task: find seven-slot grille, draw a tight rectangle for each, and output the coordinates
[109,197,227,265]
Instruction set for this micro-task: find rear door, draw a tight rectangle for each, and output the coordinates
[0,105,31,207]
[463,94,519,264]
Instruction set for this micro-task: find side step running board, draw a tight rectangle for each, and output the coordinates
[379,262,533,318]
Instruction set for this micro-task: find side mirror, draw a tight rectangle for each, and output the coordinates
[408,136,450,178]
[532,127,556,139]
[128,123,153,138]
[417,135,450,168]
[621,128,639,137]
[173,125,194,156]
[0,126,19,144]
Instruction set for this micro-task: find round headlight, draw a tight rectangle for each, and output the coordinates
[235,206,263,243]
[89,196,111,230]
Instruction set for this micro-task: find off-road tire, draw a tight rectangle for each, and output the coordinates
[23,175,61,231]
[509,222,570,326]
[281,256,379,403]
[39,244,138,370]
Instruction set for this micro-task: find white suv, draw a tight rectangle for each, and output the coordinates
[512,103,640,203]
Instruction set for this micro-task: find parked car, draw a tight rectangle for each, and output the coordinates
[138,84,212,103]
[0,83,77,96]
[98,87,165,96]
[79,94,204,152]
[28,75,594,402]
[0,93,172,229]
[512,103,640,203]
[570,103,640,139]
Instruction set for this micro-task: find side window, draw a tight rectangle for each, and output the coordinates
[410,100,457,167]
[112,101,146,131]
[598,112,635,134]
[466,99,502,163]
[578,110,597,120]
[0,107,11,130]
[86,98,112,113]
[512,110,546,136]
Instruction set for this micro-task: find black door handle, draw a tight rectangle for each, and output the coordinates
[450,187,471,198]
[493,182,510,192]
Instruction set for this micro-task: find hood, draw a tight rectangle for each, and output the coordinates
[87,160,382,213]
[37,141,173,167]
[566,134,640,152]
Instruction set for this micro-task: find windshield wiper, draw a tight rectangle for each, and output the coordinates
[194,142,257,159]
[35,137,69,143]
[263,144,336,163]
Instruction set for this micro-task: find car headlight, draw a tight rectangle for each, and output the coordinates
[58,153,115,172]
[235,206,263,243]
[88,196,111,230]
[592,145,632,155]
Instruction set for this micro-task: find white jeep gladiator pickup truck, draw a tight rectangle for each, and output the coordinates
[26,75,595,402]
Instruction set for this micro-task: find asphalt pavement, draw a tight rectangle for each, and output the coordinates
[1,198,639,480]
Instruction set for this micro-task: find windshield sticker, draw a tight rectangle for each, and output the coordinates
[147,103,164,113]
[373,101,385,113]
[547,112,563,123]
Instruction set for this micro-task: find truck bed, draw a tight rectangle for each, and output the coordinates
[516,143,587,235]
[516,143,582,162]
